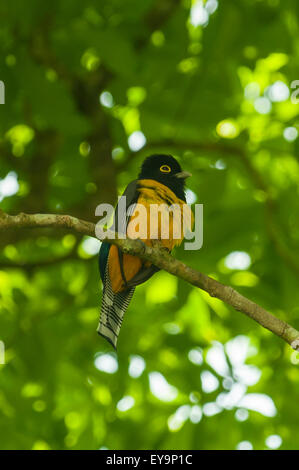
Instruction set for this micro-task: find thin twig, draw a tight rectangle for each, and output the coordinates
[0,210,298,350]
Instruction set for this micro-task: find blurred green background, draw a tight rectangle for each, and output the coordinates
[0,0,299,451]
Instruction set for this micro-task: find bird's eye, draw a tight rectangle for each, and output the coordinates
[160,165,171,173]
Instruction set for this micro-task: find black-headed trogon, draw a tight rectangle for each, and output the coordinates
[98,154,192,349]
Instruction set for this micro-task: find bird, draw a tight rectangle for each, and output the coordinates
[98,154,192,349]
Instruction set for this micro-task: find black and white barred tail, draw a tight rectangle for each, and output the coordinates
[97,264,135,349]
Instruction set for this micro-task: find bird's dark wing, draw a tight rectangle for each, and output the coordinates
[112,179,139,235]
[98,180,139,283]
[125,264,160,288]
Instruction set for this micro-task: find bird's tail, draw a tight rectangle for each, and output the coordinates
[97,265,135,350]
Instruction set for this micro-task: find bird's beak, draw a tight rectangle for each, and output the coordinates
[175,171,192,179]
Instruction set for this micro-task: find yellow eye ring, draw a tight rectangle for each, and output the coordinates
[160,165,171,173]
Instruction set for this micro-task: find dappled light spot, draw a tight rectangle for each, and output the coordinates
[234,364,261,386]
[258,52,289,72]
[267,80,290,102]
[217,383,247,410]
[185,188,197,204]
[146,272,177,304]
[290,350,299,365]
[265,435,282,449]
[188,42,202,55]
[200,370,219,393]
[81,237,101,256]
[244,82,260,100]
[127,87,147,107]
[22,382,43,398]
[115,107,140,135]
[253,190,267,203]
[78,308,98,325]
[112,146,125,161]
[222,377,234,390]
[83,6,103,25]
[94,354,118,374]
[128,355,146,378]
[117,396,135,412]
[159,349,179,368]
[16,179,29,197]
[206,342,229,377]
[149,372,178,402]
[86,182,97,194]
[32,440,51,450]
[6,54,16,66]
[231,271,259,287]
[283,126,298,142]
[151,30,165,47]
[178,57,199,74]
[168,405,191,432]
[45,68,57,82]
[189,392,200,404]
[0,172,19,201]
[234,408,249,422]
[216,120,239,139]
[189,405,202,423]
[206,0,218,14]
[189,0,218,27]
[81,48,100,71]
[190,1,209,27]
[128,131,146,152]
[33,400,46,412]
[163,323,181,335]
[236,441,253,450]
[65,434,78,448]
[65,411,82,430]
[254,97,272,114]
[225,336,261,385]
[0,270,26,299]
[79,141,91,157]
[225,335,251,367]
[62,234,76,249]
[203,402,222,417]
[200,290,229,318]
[4,244,18,260]
[93,386,112,406]
[5,124,35,156]
[225,251,251,270]
[100,91,114,108]
[238,393,277,417]
[215,159,227,170]
[188,347,203,365]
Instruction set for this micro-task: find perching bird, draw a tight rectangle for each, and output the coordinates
[98,154,192,349]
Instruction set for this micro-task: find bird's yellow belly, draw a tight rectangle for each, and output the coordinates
[127,193,183,251]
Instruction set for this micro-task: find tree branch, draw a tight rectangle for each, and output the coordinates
[0,210,298,351]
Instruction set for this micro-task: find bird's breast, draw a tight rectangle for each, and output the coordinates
[126,179,193,249]
[108,179,193,294]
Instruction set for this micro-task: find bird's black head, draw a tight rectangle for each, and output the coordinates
[138,154,191,201]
